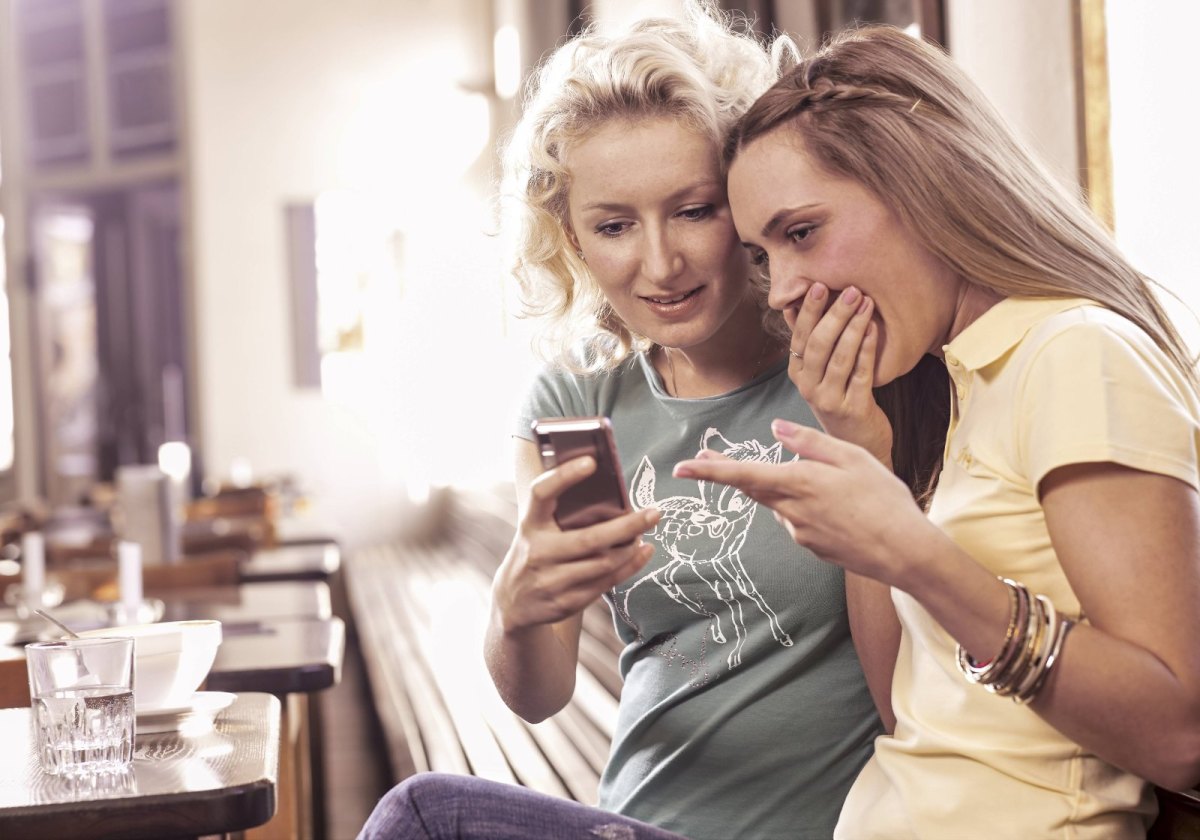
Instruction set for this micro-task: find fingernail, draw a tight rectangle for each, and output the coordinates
[673,464,695,478]
[643,508,661,526]
[841,287,861,306]
[772,418,800,436]
[809,284,827,301]
[857,296,871,315]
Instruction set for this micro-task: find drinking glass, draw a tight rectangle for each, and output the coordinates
[26,637,136,777]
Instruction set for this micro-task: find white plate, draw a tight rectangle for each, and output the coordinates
[136,691,236,734]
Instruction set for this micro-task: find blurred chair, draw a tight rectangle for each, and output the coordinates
[0,647,28,709]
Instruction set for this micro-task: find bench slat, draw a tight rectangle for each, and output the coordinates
[379,545,514,784]
[356,547,470,776]
[344,548,428,779]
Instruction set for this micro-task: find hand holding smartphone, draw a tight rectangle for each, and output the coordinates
[532,416,630,530]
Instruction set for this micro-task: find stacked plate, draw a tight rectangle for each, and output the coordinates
[136,691,236,734]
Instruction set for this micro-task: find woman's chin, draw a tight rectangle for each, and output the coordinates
[873,357,906,388]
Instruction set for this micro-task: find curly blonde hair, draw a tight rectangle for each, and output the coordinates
[499,1,795,372]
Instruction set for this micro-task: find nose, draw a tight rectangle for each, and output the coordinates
[641,225,683,282]
[765,255,810,312]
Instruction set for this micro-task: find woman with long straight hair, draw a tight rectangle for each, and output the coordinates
[678,24,1200,838]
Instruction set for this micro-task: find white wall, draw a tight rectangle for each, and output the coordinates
[949,0,1199,354]
[179,0,514,548]
[946,0,1080,189]
[1106,0,1200,353]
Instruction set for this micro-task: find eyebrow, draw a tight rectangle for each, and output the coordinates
[579,180,724,214]
[760,203,823,238]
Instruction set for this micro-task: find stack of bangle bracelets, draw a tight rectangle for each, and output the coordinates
[955,577,1076,704]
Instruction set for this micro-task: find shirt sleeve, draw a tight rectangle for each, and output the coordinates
[1016,311,1200,491]
[513,365,590,441]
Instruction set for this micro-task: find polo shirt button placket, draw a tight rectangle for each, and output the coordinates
[944,353,968,402]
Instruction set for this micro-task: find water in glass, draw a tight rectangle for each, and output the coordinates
[34,685,135,776]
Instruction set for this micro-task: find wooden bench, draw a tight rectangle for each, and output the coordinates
[344,488,622,805]
[345,491,1200,836]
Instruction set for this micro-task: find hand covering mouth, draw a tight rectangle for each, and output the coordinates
[783,289,840,328]
[642,287,702,305]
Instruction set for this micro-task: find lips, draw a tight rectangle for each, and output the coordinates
[640,286,705,319]
[642,288,701,305]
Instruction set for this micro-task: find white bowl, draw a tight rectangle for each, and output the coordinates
[77,620,222,712]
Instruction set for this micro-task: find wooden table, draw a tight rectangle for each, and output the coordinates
[241,545,341,583]
[179,591,342,840]
[209,617,344,695]
[204,617,343,839]
[0,692,280,840]
[1,581,343,840]
[0,581,332,642]
[158,580,332,624]
[273,512,342,548]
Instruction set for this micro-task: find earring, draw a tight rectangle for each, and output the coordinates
[576,250,586,262]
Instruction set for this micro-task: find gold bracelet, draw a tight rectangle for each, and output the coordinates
[1020,615,1075,702]
[956,578,1026,686]
[1011,595,1057,702]
[988,585,1040,693]
[955,575,1076,705]
[987,580,1031,685]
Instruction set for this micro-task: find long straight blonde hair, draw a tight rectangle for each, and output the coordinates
[727,25,1196,497]
[730,25,1193,378]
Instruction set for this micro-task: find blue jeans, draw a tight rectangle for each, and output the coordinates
[358,773,691,840]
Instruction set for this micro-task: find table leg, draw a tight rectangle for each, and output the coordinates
[246,693,310,840]
[308,690,327,840]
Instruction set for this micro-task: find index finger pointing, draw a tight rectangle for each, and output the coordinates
[770,420,858,466]
[672,453,793,502]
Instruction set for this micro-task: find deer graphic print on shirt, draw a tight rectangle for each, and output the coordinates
[614,428,794,671]
[515,353,882,840]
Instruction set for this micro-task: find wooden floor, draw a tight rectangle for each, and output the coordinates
[319,579,393,840]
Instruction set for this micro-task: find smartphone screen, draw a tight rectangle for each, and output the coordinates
[532,416,630,529]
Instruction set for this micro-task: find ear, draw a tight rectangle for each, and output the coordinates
[565,226,582,255]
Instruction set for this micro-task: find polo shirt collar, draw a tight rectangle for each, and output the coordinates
[942,296,1093,371]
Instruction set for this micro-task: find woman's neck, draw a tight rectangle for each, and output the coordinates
[657,301,784,398]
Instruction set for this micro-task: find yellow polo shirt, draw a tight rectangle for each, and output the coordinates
[836,297,1200,839]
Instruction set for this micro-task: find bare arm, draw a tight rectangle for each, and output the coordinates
[484,438,657,722]
[846,571,899,733]
[912,463,1200,791]
[679,426,1200,790]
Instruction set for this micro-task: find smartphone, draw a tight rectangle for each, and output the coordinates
[532,416,630,530]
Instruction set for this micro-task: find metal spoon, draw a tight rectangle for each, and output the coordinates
[34,609,81,640]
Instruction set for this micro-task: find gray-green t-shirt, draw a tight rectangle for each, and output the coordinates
[516,353,882,840]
